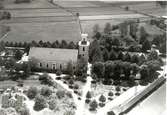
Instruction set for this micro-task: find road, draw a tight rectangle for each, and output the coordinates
[127,83,166,115]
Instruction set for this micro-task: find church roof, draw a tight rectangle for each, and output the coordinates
[29,47,78,62]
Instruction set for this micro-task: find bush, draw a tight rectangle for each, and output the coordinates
[86,91,92,99]
[56,77,61,80]
[66,92,73,98]
[39,73,54,86]
[89,100,98,111]
[115,92,120,96]
[40,86,52,97]
[56,70,62,76]
[123,88,127,91]
[115,86,121,92]
[56,90,65,99]
[91,80,96,84]
[69,79,74,85]
[33,95,47,111]
[74,90,78,94]
[85,99,91,104]
[74,84,79,89]
[48,99,57,110]
[108,91,113,97]
[99,103,105,107]
[27,87,38,99]
[108,97,113,101]
[63,75,71,80]
[69,85,73,89]
[107,111,115,115]
[99,95,106,103]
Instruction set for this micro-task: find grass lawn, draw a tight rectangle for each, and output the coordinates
[1,21,81,43]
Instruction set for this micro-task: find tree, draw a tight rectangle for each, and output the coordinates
[56,90,65,99]
[30,40,38,47]
[64,110,75,115]
[112,38,120,46]
[92,62,105,79]
[34,95,47,111]
[85,91,92,103]
[89,100,98,111]
[129,21,138,39]
[104,61,114,80]
[107,111,115,115]
[102,48,109,61]
[14,50,23,60]
[5,57,16,69]
[18,106,30,115]
[48,98,58,110]
[86,91,92,99]
[123,52,131,62]
[0,41,5,52]
[130,63,139,75]
[139,54,146,65]
[140,65,149,80]
[109,50,117,60]
[131,54,139,64]
[89,40,103,63]
[104,23,112,34]
[40,86,52,97]
[94,32,101,40]
[38,40,44,47]
[159,42,166,54]
[27,87,38,99]
[119,21,128,37]
[39,73,54,86]
[61,40,68,48]
[117,51,124,60]
[139,26,148,44]
[99,95,106,107]
[142,39,151,52]
[93,24,100,34]
[66,61,74,76]
[147,50,158,61]
[68,41,76,49]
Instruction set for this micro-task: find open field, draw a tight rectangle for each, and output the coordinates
[118,2,166,17]
[3,0,56,9]
[1,21,81,43]
[5,9,72,18]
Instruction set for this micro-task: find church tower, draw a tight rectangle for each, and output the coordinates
[78,33,90,63]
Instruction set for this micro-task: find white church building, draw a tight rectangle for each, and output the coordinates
[28,34,90,71]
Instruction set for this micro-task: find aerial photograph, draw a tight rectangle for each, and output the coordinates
[0,0,166,115]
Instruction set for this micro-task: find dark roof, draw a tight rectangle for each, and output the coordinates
[29,47,78,62]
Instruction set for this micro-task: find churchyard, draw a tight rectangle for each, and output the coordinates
[0,0,166,115]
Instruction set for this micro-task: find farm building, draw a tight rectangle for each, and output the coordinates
[28,34,90,71]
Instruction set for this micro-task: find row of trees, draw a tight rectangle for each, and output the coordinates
[0,40,78,53]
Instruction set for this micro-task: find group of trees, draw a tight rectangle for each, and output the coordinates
[92,61,139,85]
[89,40,146,65]
[91,50,163,86]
